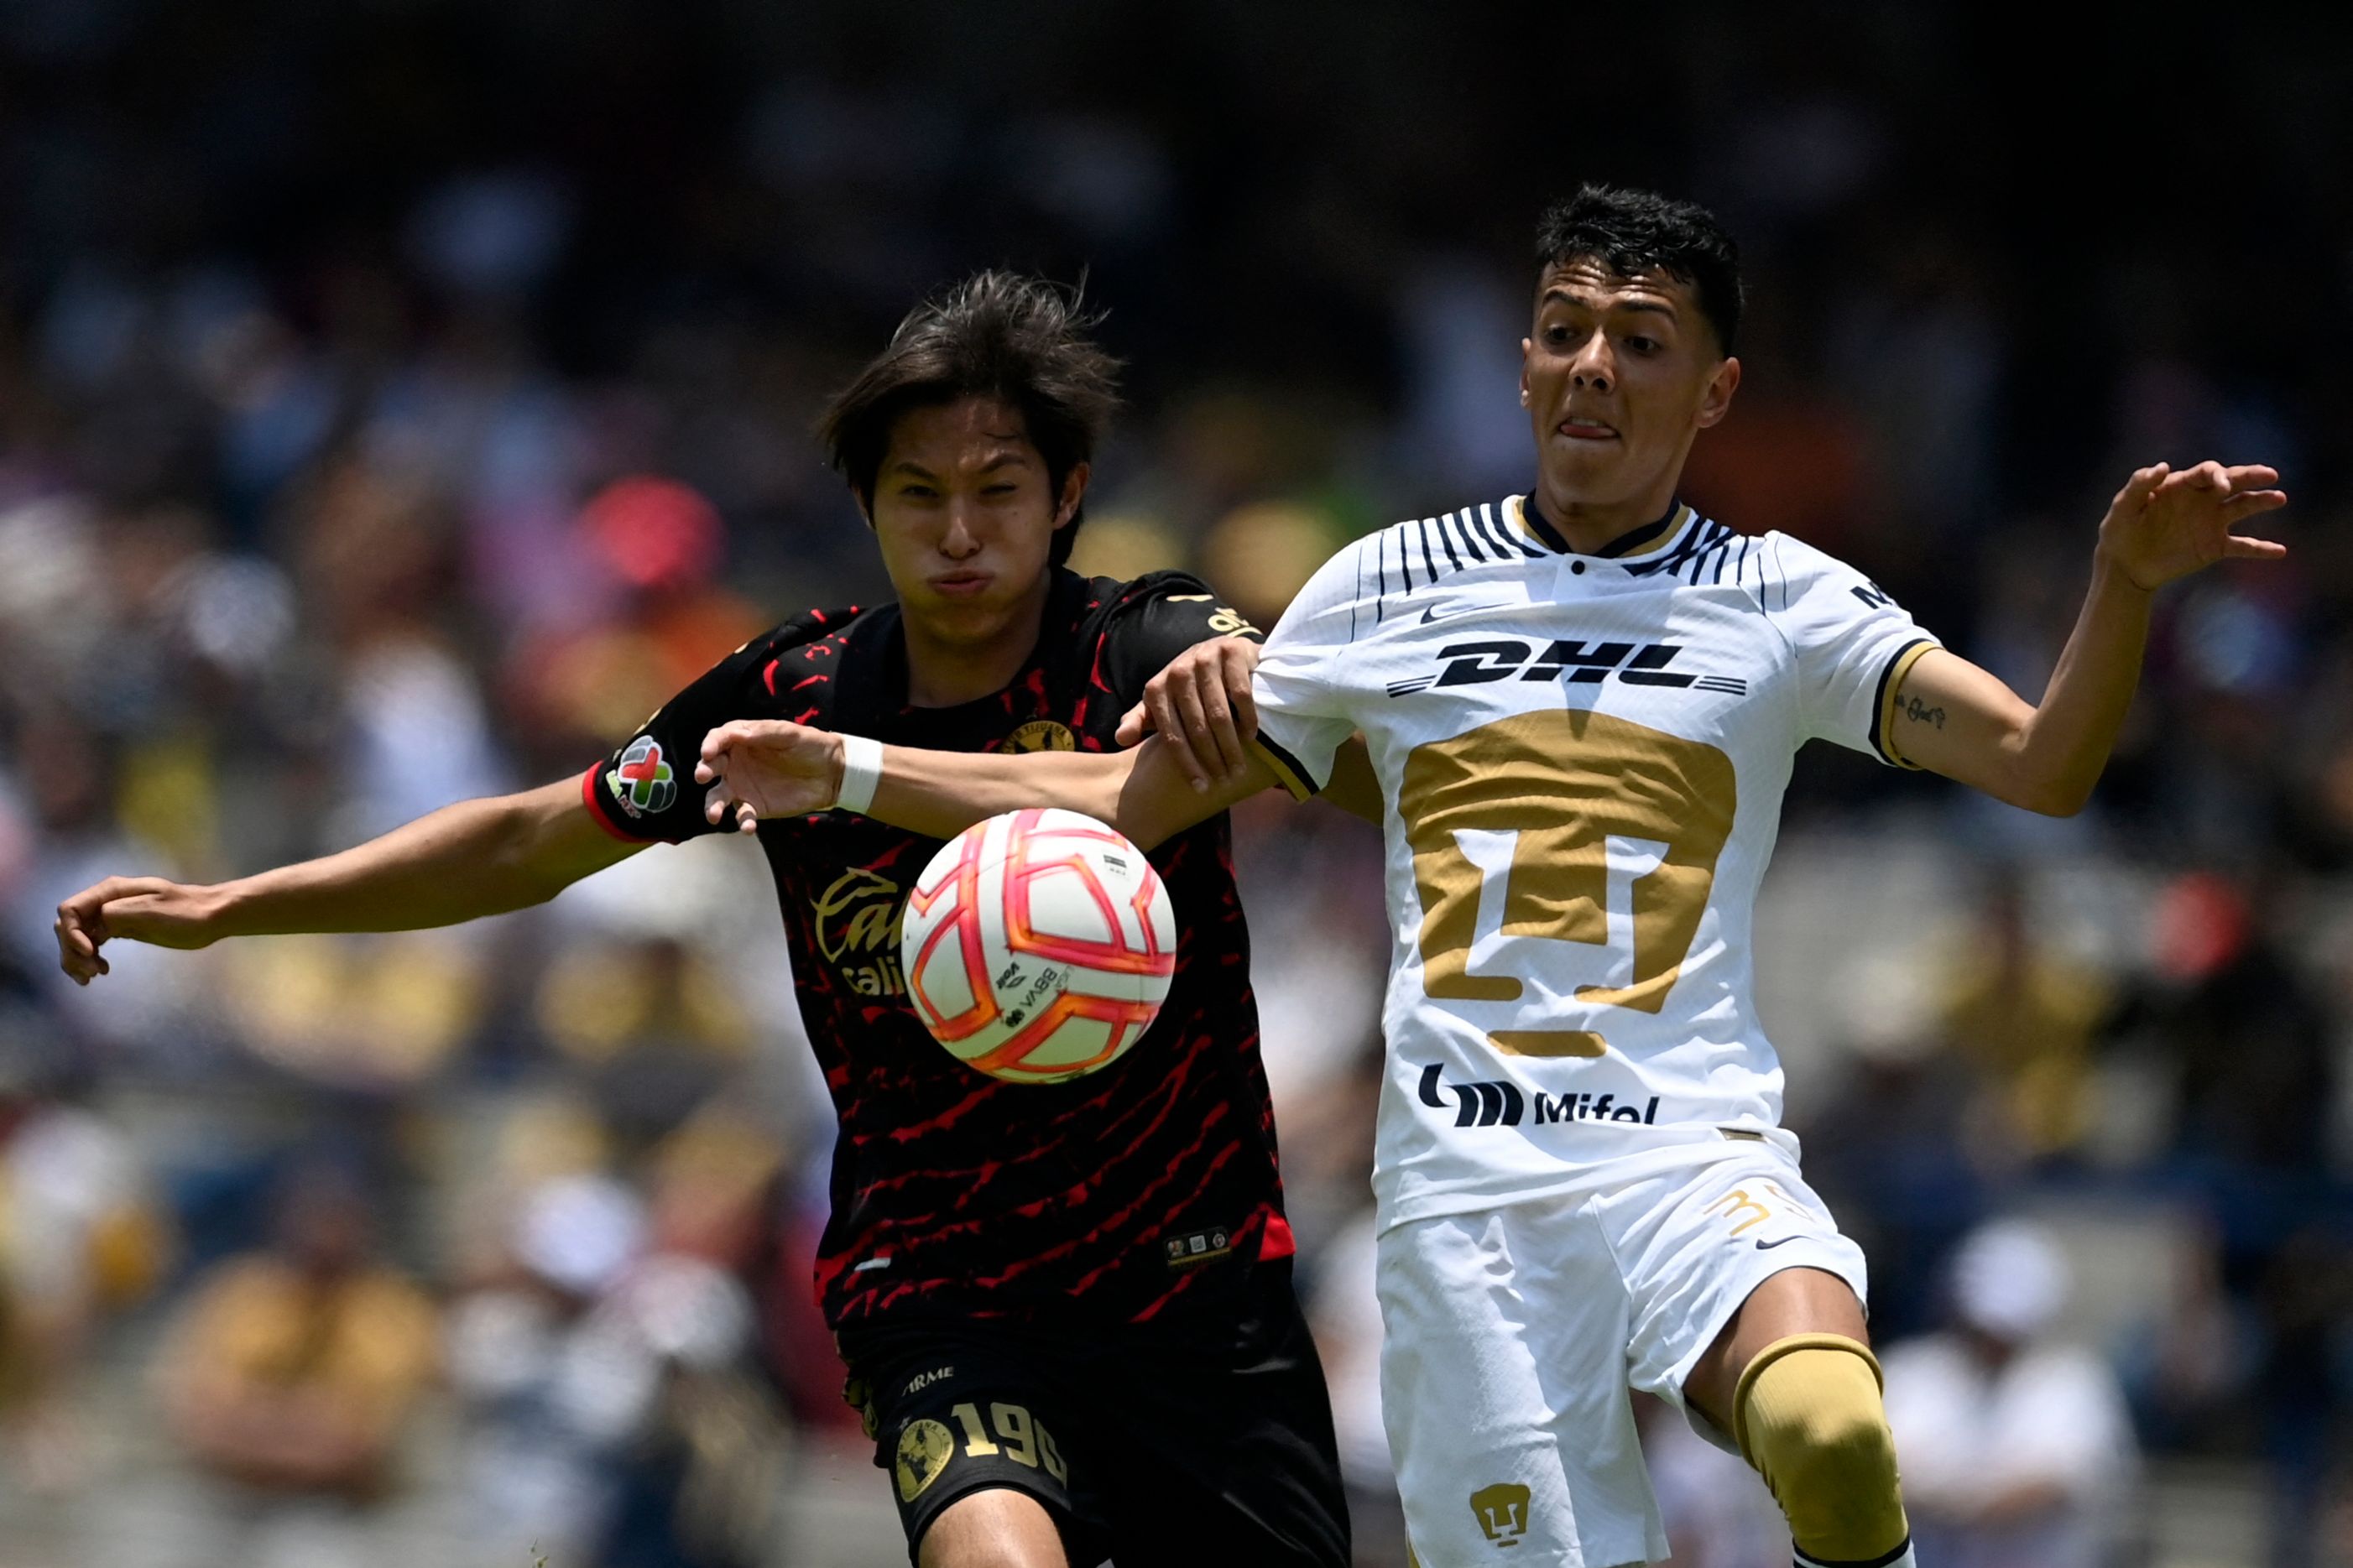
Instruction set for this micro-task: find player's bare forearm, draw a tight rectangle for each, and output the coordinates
[1114,634,1379,826]
[1892,461,2285,815]
[847,739,1250,845]
[863,743,1135,838]
[874,737,1260,849]
[55,779,639,982]
[2009,555,2157,810]
[1891,563,2149,815]
[212,781,640,935]
[1116,738,1276,845]
[697,720,1264,849]
[1124,681,1374,827]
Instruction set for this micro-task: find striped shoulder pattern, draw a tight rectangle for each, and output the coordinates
[1360,500,1546,631]
[1620,511,1758,589]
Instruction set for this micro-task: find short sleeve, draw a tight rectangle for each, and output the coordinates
[1090,570,1265,708]
[580,620,823,843]
[1250,541,1364,800]
[1766,535,1940,767]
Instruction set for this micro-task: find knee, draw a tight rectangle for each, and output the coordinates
[1735,1335,1906,1560]
[1750,1367,1896,1487]
[1768,1391,1898,1499]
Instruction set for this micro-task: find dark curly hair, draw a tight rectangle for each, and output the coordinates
[1535,185,1745,355]
[820,272,1123,568]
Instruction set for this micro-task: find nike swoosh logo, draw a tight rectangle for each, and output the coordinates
[1420,601,1513,624]
[1753,1236,1803,1251]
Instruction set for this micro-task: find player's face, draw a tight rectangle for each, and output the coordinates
[866,397,1086,636]
[1521,261,1739,515]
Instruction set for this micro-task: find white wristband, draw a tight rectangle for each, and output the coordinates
[833,734,884,815]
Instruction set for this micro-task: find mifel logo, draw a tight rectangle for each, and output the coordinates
[1469,1481,1531,1547]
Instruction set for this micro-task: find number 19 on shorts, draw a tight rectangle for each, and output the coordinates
[952,1400,1069,1482]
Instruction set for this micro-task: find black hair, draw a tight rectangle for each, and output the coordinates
[820,271,1123,568]
[1534,185,1745,354]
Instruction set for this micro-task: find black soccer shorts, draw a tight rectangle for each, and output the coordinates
[838,1260,1350,1567]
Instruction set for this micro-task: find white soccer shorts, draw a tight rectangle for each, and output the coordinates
[1377,1138,1868,1567]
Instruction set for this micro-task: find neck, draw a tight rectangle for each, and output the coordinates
[1532,471,1685,555]
[901,571,1053,708]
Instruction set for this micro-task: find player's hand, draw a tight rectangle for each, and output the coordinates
[1114,635,1261,790]
[2095,461,2287,592]
[696,720,844,833]
[55,877,223,984]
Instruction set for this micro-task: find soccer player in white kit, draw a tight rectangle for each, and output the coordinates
[686,186,2286,1568]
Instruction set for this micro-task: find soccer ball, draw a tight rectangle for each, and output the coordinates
[900,809,1176,1083]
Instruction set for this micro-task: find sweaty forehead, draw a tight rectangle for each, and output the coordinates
[1534,258,1691,315]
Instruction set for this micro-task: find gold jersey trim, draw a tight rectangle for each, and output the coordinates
[1251,732,1319,802]
[1505,496,1697,560]
[1872,639,1941,769]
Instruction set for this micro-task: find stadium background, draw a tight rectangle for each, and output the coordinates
[0,3,2347,1564]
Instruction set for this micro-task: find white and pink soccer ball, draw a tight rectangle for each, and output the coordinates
[900,809,1176,1084]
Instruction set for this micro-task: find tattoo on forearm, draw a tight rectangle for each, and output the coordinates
[1901,696,1946,730]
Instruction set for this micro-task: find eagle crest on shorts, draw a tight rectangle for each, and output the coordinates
[895,1418,955,1502]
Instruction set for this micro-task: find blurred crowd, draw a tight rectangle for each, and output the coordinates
[0,3,2350,1565]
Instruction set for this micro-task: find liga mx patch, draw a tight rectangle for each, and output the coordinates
[607,737,676,817]
[1163,1225,1234,1268]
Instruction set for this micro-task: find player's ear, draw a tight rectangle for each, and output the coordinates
[1519,338,1534,407]
[1055,462,1090,530]
[851,486,875,529]
[1695,356,1740,430]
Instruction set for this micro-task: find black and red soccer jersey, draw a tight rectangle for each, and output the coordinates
[582,570,1297,1333]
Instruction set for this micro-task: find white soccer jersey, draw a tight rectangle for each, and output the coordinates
[1251,494,1939,1228]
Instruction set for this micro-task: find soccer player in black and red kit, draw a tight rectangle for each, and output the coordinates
[54,273,1353,1568]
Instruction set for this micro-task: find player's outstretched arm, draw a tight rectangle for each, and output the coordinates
[53,779,644,985]
[696,720,1272,849]
[1115,633,1381,823]
[1890,461,2286,815]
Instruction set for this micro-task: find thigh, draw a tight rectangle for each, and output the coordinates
[1086,1270,1351,1568]
[842,1326,1101,1566]
[1682,1264,1867,1435]
[1375,1206,1664,1568]
[918,1489,1068,1568]
[1600,1144,1870,1445]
